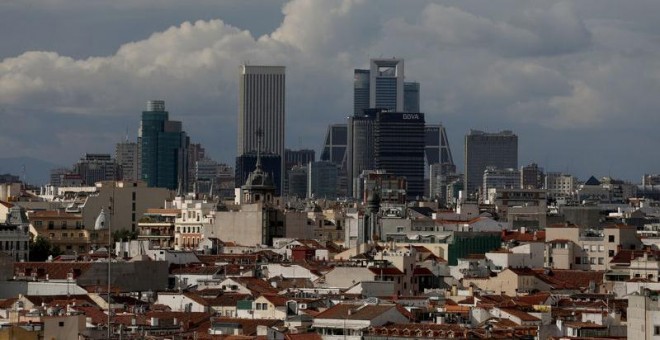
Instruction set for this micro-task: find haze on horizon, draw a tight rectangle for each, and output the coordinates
[1,0,660,182]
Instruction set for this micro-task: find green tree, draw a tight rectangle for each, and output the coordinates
[112,228,138,243]
[29,236,62,262]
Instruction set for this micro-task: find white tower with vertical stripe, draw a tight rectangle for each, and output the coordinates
[238,65,286,158]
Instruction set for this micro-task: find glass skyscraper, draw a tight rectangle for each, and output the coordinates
[139,100,189,190]
[370,58,404,112]
[375,111,426,199]
[464,130,518,196]
[403,82,420,113]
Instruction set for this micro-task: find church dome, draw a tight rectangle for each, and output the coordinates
[94,209,108,230]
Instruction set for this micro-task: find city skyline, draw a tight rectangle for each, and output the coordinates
[1,1,660,182]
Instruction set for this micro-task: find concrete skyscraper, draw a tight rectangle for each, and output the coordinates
[139,100,189,190]
[464,130,518,197]
[237,65,285,157]
[238,65,285,192]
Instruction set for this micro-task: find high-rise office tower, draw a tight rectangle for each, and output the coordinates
[187,143,206,192]
[370,58,404,111]
[425,124,454,167]
[284,149,315,170]
[139,100,189,190]
[287,165,307,199]
[425,124,455,199]
[307,161,339,199]
[375,111,425,199]
[115,141,139,181]
[73,153,118,185]
[404,82,420,113]
[237,65,285,192]
[237,65,285,157]
[354,69,370,115]
[347,109,378,197]
[283,148,314,196]
[464,130,518,196]
[320,124,348,170]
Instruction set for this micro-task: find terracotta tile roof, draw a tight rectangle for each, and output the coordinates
[498,307,541,322]
[314,303,404,321]
[183,292,211,306]
[0,298,18,309]
[513,292,551,306]
[205,293,251,307]
[15,262,94,280]
[260,294,288,307]
[610,249,660,265]
[23,295,99,308]
[0,200,14,208]
[232,277,279,296]
[501,230,545,242]
[532,269,604,290]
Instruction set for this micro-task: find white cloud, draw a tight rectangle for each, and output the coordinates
[1,0,660,179]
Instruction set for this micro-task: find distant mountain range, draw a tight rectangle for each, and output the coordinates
[0,157,66,186]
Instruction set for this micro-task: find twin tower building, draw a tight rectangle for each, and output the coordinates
[237,58,455,200]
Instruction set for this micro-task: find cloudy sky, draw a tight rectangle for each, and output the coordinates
[1,0,659,182]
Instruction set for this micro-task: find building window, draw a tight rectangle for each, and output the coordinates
[590,257,596,265]
[598,258,604,265]
[575,257,581,264]
[654,325,660,335]
[608,235,615,243]
[598,245,604,252]
[608,250,615,257]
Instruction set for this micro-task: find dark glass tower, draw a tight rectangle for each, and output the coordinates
[404,82,420,113]
[139,100,189,190]
[375,111,425,199]
[464,130,518,196]
[353,69,370,116]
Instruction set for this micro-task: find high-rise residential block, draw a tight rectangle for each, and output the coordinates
[375,111,425,199]
[139,100,189,190]
[464,130,518,196]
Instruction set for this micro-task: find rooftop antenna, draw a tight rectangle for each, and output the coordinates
[125,127,129,142]
[21,164,27,188]
[255,128,264,170]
